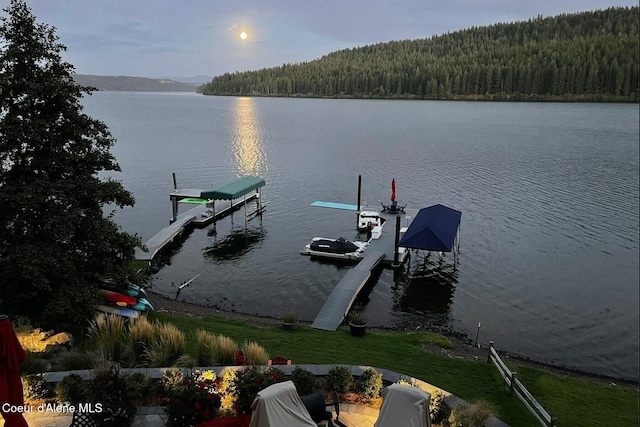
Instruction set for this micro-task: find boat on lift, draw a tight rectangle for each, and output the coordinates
[300,237,369,261]
[357,209,385,232]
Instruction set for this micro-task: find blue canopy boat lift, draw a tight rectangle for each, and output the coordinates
[135,175,266,262]
[309,176,462,331]
[398,204,462,265]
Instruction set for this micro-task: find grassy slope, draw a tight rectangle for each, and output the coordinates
[150,313,638,427]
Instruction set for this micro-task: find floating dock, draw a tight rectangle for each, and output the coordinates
[311,250,386,331]
[309,208,417,331]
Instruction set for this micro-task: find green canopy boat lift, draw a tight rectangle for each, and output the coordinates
[136,175,266,262]
[170,175,266,225]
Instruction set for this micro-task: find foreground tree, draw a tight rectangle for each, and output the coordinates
[0,0,141,325]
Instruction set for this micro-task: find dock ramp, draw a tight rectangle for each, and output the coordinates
[311,251,385,331]
[135,214,196,262]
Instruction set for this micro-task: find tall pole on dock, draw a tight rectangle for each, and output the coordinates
[356,175,362,226]
[393,215,401,267]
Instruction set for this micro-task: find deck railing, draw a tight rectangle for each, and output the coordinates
[487,341,557,427]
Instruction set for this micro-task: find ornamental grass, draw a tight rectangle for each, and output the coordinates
[241,340,270,365]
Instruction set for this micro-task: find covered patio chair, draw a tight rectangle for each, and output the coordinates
[248,381,319,427]
[373,383,431,427]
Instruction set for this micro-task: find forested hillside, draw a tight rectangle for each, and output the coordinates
[73,74,198,92]
[200,7,638,102]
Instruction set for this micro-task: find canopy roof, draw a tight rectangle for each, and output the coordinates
[398,204,462,252]
[200,176,265,200]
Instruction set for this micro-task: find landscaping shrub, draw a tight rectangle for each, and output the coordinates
[20,351,50,375]
[144,321,185,367]
[263,366,286,384]
[291,366,318,396]
[128,316,156,363]
[55,374,87,404]
[161,369,221,427]
[174,354,197,368]
[232,366,279,414]
[126,372,155,403]
[195,329,217,366]
[51,350,93,371]
[449,400,496,427]
[22,374,54,401]
[241,340,270,365]
[212,334,238,365]
[324,366,353,394]
[88,313,127,362]
[429,390,451,424]
[218,369,237,414]
[85,368,139,427]
[356,368,383,399]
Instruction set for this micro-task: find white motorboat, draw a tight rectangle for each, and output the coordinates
[357,209,385,232]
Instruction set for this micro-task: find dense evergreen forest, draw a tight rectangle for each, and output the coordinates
[200,7,638,102]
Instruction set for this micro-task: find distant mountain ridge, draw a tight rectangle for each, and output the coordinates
[72,74,202,92]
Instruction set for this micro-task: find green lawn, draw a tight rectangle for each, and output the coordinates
[150,313,638,427]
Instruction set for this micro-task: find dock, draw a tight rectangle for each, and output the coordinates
[308,207,418,330]
[311,251,386,331]
[136,176,266,262]
[135,214,196,262]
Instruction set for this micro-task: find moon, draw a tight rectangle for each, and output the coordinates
[240,31,247,40]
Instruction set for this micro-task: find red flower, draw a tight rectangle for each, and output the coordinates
[195,402,202,410]
[254,377,261,384]
[174,399,180,404]
[202,410,210,419]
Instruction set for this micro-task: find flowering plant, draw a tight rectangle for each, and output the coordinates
[231,366,285,414]
[161,370,222,427]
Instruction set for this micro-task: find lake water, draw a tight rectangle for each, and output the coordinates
[81,92,639,381]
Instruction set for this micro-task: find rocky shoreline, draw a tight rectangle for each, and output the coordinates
[145,290,637,389]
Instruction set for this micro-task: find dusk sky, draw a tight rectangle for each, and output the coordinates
[8,0,638,80]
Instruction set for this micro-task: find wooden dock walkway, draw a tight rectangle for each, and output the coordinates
[311,250,385,331]
[135,214,196,262]
[136,194,260,262]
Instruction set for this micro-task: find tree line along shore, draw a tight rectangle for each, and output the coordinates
[200,7,638,102]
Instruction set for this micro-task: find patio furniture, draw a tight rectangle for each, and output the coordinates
[248,381,318,427]
[235,350,248,365]
[300,389,340,426]
[373,383,431,427]
[267,356,292,365]
[380,200,406,214]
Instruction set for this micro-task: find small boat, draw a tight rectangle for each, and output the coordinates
[96,304,139,319]
[100,279,147,298]
[300,237,368,261]
[130,298,154,312]
[357,209,385,232]
[99,289,137,306]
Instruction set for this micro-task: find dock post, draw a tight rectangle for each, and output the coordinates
[170,197,178,223]
[393,215,401,267]
[244,194,248,229]
[356,175,362,226]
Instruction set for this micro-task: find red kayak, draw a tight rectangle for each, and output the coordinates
[99,289,137,306]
